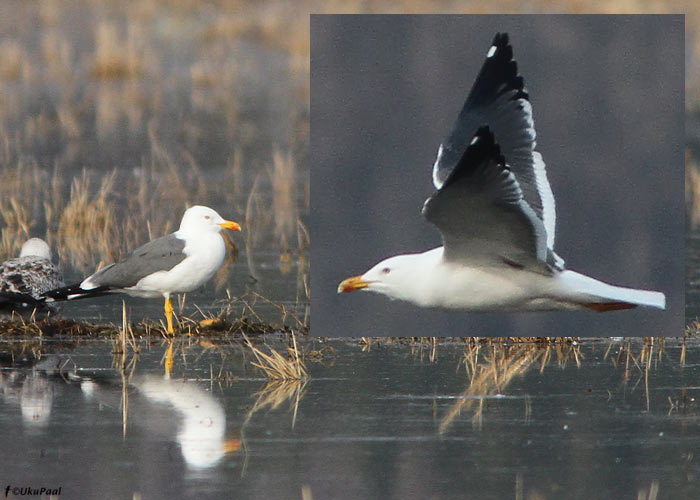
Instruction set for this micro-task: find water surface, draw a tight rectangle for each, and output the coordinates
[1,337,696,499]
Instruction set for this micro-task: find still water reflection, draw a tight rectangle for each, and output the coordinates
[0,337,697,499]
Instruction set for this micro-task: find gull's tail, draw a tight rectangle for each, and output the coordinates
[559,270,666,310]
[43,283,111,302]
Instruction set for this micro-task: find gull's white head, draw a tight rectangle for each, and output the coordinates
[337,253,431,303]
[19,238,52,260]
[178,205,241,235]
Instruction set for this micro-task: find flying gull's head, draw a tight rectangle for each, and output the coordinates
[337,253,427,302]
[19,238,52,260]
[179,206,241,235]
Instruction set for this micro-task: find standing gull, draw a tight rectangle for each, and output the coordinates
[0,238,64,317]
[46,205,241,332]
[338,33,665,311]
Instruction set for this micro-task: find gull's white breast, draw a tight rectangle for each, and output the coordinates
[133,232,226,295]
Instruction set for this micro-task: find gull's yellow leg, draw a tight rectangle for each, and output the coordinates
[164,340,174,378]
[164,296,174,334]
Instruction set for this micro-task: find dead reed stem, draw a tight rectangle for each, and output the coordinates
[243,332,308,380]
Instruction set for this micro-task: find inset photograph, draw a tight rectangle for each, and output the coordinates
[312,14,684,337]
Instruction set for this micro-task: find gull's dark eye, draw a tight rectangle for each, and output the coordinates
[382,267,391,274]
[204,215,211,220]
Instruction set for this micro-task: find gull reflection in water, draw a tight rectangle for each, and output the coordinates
[0,354,68,429]
[135,375,240,469]
[19,375,53,427]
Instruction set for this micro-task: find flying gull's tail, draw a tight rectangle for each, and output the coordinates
[560,271,665,311]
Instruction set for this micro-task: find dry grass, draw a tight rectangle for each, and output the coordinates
[239,151,309,278]
[41,31,74,78]
[0,156,276,272]
[154,291,309,336]
[0,198,32,255]
[439,342,559,433]
[114,301,139,356]
[685,150,700,228]
[170,290,309,335]
[0,40,26,80]
[247,378,308,428]
[0,162,155,269]
[57,171,120,269]
[603,337,669,412]
[91,22,149,78]
[271,150,298,254]
[0,291,305,337]
[243,332,308,380]
[0,316,115,338]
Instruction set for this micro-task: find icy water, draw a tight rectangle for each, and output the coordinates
[0,337,697,499]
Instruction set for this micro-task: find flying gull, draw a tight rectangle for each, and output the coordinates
[46,205,241,332]
[0,238,64,318]
[337,33,665,311]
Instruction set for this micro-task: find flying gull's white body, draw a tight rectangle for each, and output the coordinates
[361,247,664,311]
[337,33,665,312]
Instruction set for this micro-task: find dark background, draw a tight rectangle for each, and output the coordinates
[311,15,684,337]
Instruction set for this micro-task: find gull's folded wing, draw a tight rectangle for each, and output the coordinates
[83,234,187,289]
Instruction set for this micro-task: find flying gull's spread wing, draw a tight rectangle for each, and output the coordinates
[431,33,560,267]
[423,126,550,274]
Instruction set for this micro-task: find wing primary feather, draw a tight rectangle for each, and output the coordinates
[430,32,558,259]
[43,283,112,302]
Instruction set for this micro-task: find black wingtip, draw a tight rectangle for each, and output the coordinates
[43,283,82,300]
[466,32,528,108]
[492,32,509,48]
[490,33,513,63]
[43,283,112,301]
